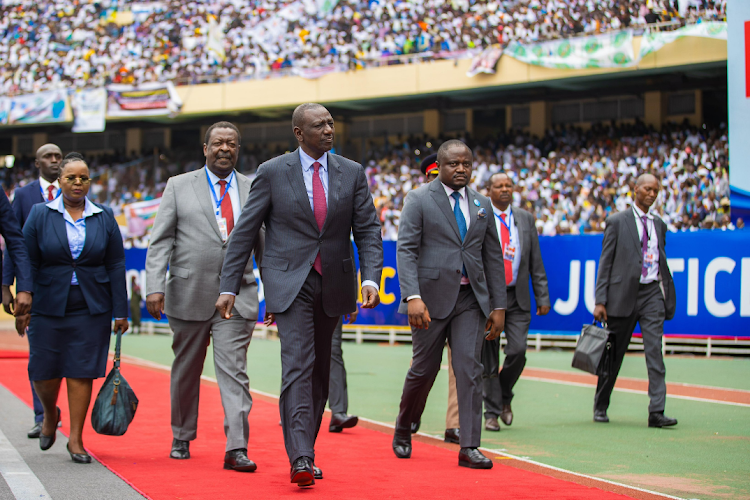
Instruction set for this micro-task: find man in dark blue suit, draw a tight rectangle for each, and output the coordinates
[2,143,60,438]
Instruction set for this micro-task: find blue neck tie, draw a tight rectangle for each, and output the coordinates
[451,192,467,241]
[451,192,468,278]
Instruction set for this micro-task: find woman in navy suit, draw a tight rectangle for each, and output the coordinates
[16,152,129,464]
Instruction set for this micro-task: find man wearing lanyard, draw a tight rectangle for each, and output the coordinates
[593,173,677,427]
[2,143,62,439]
[481,172,550,431]
[146,122,266,470]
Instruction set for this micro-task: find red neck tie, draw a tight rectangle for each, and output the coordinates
[47,185,55,201]
[500,213,513,286]
[312,161,327,275]
[218,180,234,236]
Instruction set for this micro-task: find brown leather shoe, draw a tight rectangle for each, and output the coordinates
[484,417,500,432]
[500,404,513,426]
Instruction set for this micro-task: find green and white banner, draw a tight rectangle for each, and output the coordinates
[639,21,727,59]
[505,30,636,69]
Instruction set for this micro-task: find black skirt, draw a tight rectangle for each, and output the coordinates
[27,285,112,381]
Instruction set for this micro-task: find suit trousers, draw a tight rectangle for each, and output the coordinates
[481,287,531,417]
[275,269,340,464]
[445,346,459,429]
[168,308,254,452]
[328,318,348,414]
[595,281,667,413]
[396,286,485,448]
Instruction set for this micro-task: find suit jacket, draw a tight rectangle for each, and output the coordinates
[220,149,383,317]
[397,179,507,319]
[146,167,263,322]
[504,206,550,312]
[595,209,676,320]
[3,179,44,287]
[23,201,127,318]
[0,190,33,293]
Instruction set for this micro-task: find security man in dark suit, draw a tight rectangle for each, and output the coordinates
[593,173,677,428]
[2,143,61,438]
[481,172,550,431]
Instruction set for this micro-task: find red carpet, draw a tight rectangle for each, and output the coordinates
[0,350,28,359]
[0,358,636,500]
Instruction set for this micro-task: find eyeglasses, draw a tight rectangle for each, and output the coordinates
[62,176,91,185]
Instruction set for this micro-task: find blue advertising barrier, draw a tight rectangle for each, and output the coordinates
[126,231,750,337]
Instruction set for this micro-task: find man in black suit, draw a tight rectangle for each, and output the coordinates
[481,172,550,431]
[393,140,506,469]
[2,143,60,438]
[593,173,677,428]
[217,103,383,487]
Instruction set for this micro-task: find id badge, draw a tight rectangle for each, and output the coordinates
[503,244,516,261]
[644,251,657,269]
[217,217,228,242]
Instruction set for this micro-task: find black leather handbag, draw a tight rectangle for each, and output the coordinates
[572,321,611,375]
[91,329,138,436]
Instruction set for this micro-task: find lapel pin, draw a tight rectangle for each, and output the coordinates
[473,199,481,207]
[477,208,487,218]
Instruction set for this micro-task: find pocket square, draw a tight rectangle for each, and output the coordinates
[477,208,487,219]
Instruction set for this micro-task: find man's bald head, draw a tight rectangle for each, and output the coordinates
[636,173,657,188]
[35,143,62,183]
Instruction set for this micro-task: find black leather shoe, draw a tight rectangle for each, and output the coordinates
[458,448,493,469]
[170,439,190,459]
[444,428,460,444]
[410,420,420,434]
[67,444,92,464]
[392,430,411,458]
[39,409,61,451]
[485,417,500,432]
[224,449,257,472]
[500,404,513,426]
[648,412,678,428]
[329,413,358,432]
[27,422,42,439]
[313,464,322,480]
[594,409,609,423]
[291,457,315,487]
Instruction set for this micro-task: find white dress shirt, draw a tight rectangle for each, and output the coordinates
[633,204,659,284]
[492,204,521,286]
[39,176,60,201]
[205,166,241,226]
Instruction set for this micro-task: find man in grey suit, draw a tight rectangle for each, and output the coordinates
[593,173,677,428]
[145,122,264,471]
[481,172,550,431]
[328,310,359,433]
[216,103,383,487]
[393,140,506,469]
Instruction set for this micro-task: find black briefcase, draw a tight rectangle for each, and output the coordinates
[572,321,611,375]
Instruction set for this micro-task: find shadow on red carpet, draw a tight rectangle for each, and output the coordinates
[0,358,635,500]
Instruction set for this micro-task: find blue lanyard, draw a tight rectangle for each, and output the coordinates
[206,168,234,215]
[494,209,512,232]
[41,183,61,201]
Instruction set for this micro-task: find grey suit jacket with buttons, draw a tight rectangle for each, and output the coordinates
[219,149,383,317]
[145,167,264,322]
[506,206,550,312]
[594,209,676,320]
[397,178,507,320]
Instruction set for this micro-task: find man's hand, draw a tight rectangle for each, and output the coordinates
[146,293,165,320]
[215,294,236,320]
[15,313,30,337]
[113,319,129,335]
[2,285,14,315]
[407,298,431,330]
[361,285,380,309]
[536,305,550,316]
[485,309,505,340]
[345,308,358,324]
[594,304,608,322]
[263,311,275,326]
[14,291,32,317]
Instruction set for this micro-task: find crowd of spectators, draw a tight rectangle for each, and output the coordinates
[3,119,739,240]
[0,0,726,96]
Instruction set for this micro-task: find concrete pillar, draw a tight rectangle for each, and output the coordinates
[126,128,142,156]
[465,109,474,135]
[334,117,348,154]
[643,91,663,130]
[529,101,548,139]
[163,128,171,150]
[32,133,48,153]
[505,106,513,131]
[423,110,441,138]
[693,89,703,126]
